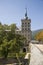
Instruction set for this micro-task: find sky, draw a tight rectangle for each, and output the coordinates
[0,0,43,30]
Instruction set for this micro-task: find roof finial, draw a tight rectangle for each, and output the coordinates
[25,8,28,19]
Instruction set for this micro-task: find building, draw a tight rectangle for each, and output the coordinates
[15,9,31,52]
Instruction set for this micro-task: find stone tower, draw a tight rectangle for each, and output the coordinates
[21,8,31,52]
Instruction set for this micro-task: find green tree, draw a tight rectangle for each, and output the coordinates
[4,24,9,30]
[1,39,10,58]
[0,23,5,45]
[0,23,26,59]
[10,24,16,32]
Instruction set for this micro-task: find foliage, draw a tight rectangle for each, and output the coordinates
[32,29,43,40]
[0,22,25,58]
[35,31,43,41]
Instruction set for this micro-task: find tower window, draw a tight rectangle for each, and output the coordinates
[25,28,27,31]
[28,23,30,27]
[22,23,24,27]
[22,28,24,31]
[25,23,27,27]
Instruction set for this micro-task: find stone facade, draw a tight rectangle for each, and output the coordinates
[15,10,31,52]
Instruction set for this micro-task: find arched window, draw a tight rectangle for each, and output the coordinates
[23,48,26,52]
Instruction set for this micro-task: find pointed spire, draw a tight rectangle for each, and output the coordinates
[25,8,28,19]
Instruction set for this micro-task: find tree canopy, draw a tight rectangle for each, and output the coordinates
[0,22,25,58]
[35,31,43,41]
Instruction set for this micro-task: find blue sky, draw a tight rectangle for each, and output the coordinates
[0,0,43,30]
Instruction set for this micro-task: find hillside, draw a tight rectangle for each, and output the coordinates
[32,29,43,40]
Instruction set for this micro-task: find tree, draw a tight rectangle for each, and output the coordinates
[35,31,43,41]
[1,39,10,58]
[0,23,5,45]
[0,23,26,59]
[4,24,9,30]
[10,24,16,32]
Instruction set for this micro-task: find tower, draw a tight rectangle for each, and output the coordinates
[21,8,31,52]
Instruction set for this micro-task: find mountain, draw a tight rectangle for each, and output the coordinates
[32,29,43,40]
